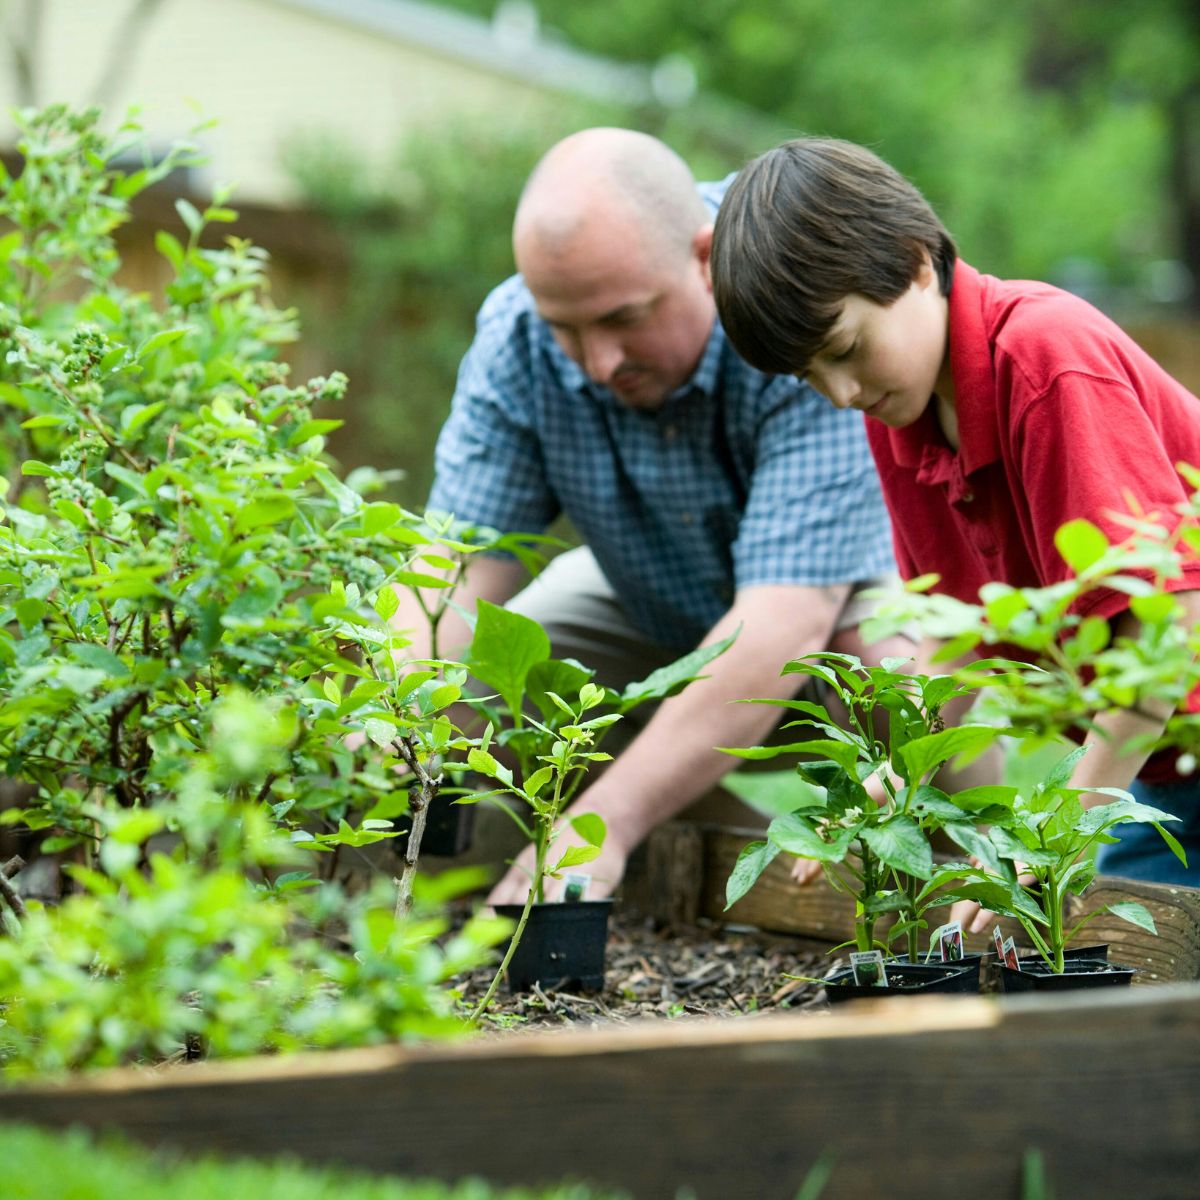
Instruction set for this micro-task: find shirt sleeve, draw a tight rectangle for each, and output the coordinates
[426,284,561,536]
[1013,370,1200,619]
[731,379,897,590]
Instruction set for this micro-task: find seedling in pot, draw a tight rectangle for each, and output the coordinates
[461,600,736,1011]
[934,744,1185,975]
[721,652,1013,970]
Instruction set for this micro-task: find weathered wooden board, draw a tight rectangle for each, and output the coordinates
[647,822,1200,978]
[3,986,1199,1199]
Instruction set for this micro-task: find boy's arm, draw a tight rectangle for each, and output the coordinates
[1066,591,1200,802]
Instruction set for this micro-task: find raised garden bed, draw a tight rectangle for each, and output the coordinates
[3,984,1200,1199]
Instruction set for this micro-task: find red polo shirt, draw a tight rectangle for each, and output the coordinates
[867,260,1200,782]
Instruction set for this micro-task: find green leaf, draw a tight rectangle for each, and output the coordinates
[20,414,65,429]
[175,197,203,236]
[1044,745,1088,790]
[120,401,166,436]
[0,230,21,265]
[1055,518,1109,573]
[1075,798,1178,837]
[569,812,606,847]
[322,677,342,706]
[373,585,399,622]
[1130,592,1180,624]
[898,725,1001,782]
[1105,900,1157,935]
[358,502,405,537]
[524,766,553,797]
[862,815,933,879]
[722,769,826,818]
[233,495,296,534]
[465,600,550,717]
[155,229,185,272]
[618,628,737,710]
[21,460,59,478]
[69,643,129,677]
[363,717,396,749]
[724,839,779,910]
[552,844,600,872]
[288,418,344,446]
[901,784,965,823]
[14,598,45,627]
[767,813,854,862]
[135,327,190,360]
[987,826,1059,867]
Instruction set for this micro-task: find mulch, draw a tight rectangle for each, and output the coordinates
[457,906,841,1032]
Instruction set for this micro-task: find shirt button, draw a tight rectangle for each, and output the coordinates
[663,424,678,439]
[961,492,974,503]
[680,512,694,525]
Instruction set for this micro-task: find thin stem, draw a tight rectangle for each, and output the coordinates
[392,735,440,920]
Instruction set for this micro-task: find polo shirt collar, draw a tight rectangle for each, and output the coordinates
[878,260,1001,479]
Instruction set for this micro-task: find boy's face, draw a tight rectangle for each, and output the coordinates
[800,260,950,428]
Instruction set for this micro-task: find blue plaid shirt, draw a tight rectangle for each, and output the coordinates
[428,182,895,651]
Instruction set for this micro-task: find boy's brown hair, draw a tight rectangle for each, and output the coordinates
[710,138,957,377]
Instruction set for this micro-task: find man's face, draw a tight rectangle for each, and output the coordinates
[801,262,950,429]
[517,223,716,410]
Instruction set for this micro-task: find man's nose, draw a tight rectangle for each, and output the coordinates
[579,331,623,384]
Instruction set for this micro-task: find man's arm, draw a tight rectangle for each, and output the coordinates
[486,582,850,904]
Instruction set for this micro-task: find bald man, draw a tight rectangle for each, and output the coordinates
[407,129,898,903]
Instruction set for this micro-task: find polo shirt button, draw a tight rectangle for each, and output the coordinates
[961,492,974,503]
[680,512,693,524]
[663,424,678,439]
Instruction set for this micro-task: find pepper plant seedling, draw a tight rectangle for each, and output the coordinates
[721,652,1014,962]
[932,744,1185,973]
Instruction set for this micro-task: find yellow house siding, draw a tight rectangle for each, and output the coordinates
[1,0,585,205]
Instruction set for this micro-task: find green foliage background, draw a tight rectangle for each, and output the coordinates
[287,1,1197,506]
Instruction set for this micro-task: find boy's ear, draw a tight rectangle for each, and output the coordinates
[914,246,937,290]
[695,223,714,292]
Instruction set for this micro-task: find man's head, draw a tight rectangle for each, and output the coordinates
[710,139,957,426]
[514,128,715,409]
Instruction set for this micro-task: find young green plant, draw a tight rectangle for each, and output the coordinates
[722,652,1011,962]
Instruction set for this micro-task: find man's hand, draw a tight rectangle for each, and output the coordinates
[486,816,629,906]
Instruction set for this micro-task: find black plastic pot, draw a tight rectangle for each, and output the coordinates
[824,959,980,1004]
[395,791,475,858]
[492,899,613,992]
[999,955,1134,993]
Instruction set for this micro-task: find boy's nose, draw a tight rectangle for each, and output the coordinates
[823,372,860,410]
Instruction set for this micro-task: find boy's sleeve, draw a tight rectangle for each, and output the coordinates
[732,380,896,589]
[426,292,561,537]
[1014,371,1200,618]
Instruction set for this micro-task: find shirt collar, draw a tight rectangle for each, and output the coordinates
[878,260,1001,478]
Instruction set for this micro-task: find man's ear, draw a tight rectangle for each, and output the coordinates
[694,223,714,292]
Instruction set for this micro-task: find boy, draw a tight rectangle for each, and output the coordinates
[709,137,1200,890]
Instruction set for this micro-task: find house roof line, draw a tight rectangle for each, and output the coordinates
[266,0,658,105]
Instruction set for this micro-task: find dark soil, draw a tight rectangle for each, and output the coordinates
[457,905,840,1032]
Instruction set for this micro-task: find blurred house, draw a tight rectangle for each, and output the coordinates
[0,0,676,207]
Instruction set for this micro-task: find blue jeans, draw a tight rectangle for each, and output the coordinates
[1095,778,1200,886]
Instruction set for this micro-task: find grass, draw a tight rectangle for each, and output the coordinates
[1,1121,623,1200]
